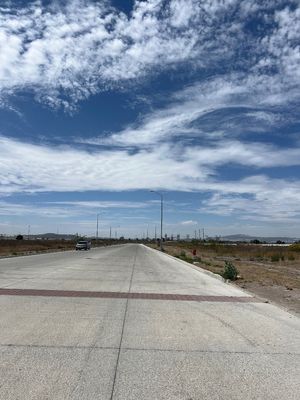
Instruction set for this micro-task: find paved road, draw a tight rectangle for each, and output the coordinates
[0,244,299,399]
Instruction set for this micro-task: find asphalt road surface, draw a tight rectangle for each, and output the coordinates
[0,244,299,399]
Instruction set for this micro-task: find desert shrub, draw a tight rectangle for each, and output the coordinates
[288,254,295,261]
[222,261,238,280]
[271,254,280,262]
[180,250,186,257]
[289,244,300,252]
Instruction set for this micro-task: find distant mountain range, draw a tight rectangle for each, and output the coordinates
[219,234,299,243]
[30,233,77,240]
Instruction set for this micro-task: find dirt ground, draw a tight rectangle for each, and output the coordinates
[149,242,300,316]
[0,239,119,258]
[0,239,76,257]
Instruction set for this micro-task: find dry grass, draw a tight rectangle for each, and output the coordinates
[0,238,122,257]
[148,241,300,315]
[0,239,77,257]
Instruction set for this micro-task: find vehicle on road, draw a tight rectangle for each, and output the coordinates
[75,240,91,251]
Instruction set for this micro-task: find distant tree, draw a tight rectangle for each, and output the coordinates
[276,240,285,244]
[250,239,260,244]
[16,234,23,240]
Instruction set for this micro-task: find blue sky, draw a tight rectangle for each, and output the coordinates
[0,0,300,238]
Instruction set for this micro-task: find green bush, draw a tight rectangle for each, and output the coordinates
[180,250,186,257]
[222,261,238,280]
[289,243,300,252]
[271,254,280,262]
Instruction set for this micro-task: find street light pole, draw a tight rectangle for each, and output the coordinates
[96,213,100,241]
[150,191,163,251]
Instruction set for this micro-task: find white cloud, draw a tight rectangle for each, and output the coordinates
[258,6,300,82]
[0,135,204,194]
[79,72,298,148]
[0,0,213,108]
[1,135,300,224]
[200,176,300,222]
[49,201,149,209]
[1,0,300,231]
[187,141,300,168]
[2,135,300,196]
[0,199,151,218]
[181,220,197,226]
[1,1,298,109]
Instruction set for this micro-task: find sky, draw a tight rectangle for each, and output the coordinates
[0,0,300,238]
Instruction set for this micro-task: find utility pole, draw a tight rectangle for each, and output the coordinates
[27,225,30,240]
[96,213,100,241]
[109,226,112,240]
[155,225,157,241]
[150,191,163,251]
[203,228,205,240]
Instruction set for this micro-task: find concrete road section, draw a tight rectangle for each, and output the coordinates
[0,244,299,399]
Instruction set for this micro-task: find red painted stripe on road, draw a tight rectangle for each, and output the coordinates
[0,288,260,303]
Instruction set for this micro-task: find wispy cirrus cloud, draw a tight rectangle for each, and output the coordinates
[1,135,300,223]
[201,190,300,223]
[49,200,149,209]
[83,74,298,148]
[0,0,299,110]
[0,0,220,109]
[0,199,151,218]
[1,0,300,232]
[2,134,300,195]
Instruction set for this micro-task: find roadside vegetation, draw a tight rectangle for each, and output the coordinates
[0,238,124,257]
[148,241,300,315]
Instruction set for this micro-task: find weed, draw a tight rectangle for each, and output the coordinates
[255,254,264,261]
[271,254,280,262]
[222,261,238,280]
[289,243,300,252]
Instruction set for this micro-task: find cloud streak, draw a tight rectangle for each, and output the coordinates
[2,135,300,194]
[1,135,300,222]
[0,1,299,109]
[1,1,300,230]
